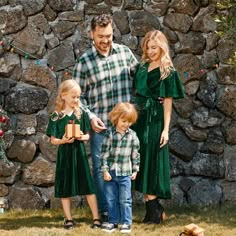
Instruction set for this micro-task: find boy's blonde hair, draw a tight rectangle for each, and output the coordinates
[141,30,173,80]
[55,79,82,118]
[109,102,138,126]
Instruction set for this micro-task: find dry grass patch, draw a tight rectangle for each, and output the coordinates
[0,204,235,236]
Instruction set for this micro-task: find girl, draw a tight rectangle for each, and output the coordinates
[133,30,184,224]
[100,102,140,233]
[46,79,101,229]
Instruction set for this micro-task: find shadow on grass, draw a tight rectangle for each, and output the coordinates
[133,203,236,229]
[0,203,236,231]
[0,209,93,231]
[0,215,62,230]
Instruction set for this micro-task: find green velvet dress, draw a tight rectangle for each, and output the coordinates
[46,109,95,198]
[133,63,184,199]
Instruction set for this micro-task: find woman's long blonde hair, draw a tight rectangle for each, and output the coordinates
[55,79,82,119]
[141,30,173,80]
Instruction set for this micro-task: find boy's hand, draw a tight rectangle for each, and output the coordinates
[104,171,112,181]
[131,172,137,180]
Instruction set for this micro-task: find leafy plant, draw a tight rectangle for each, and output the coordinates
[215,0,236,65]
[0,106,11,164]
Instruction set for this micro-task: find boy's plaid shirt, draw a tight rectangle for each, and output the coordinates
[101,127,140,176]
[73,43,138,128]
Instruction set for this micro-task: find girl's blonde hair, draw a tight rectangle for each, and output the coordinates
[141,30,173,80]
[55,79,82,119]
[109,102,138,126]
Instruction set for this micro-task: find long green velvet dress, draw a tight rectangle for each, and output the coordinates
[46,109,95,198]
[133,63,184,199]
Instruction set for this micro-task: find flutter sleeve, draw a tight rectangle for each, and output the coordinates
[159,70,185,99]
[46,112,59,138]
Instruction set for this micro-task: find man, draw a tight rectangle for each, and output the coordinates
[73,14,138,224]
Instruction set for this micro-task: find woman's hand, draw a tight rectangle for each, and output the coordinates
[131,172,137,180]
[103,171,112,181]
[161,97,172,148]
[160,130,169,148]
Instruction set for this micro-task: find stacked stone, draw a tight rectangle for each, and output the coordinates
[0,0,235,209]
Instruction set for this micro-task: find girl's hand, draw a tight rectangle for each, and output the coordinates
[76,131,90,141]
[62,134,75,144]
[103,171,112,181]
[160,130,169,148]
[131,172,137,180]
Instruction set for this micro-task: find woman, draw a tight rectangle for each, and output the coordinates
[133,30,184,224]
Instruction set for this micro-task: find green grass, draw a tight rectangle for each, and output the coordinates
[0,204,236,236]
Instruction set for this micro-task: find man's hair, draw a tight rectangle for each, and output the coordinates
[91,14,113,31]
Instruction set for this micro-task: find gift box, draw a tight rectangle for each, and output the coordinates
[65,121,81,138]
[183,223,204,236]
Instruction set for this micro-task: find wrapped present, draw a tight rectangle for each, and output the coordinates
[183,223,204,236]
[65,121,81,138]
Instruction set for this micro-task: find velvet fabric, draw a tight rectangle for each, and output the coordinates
[133,64,184,199]
[46,110,95,198]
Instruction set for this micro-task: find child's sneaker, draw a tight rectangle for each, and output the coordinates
[120,224,131,233]
[102,223,118,233]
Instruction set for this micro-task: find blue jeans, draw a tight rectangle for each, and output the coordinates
[90,131,107,213]
[104,170,132,225]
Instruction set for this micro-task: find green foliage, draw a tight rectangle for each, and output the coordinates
[215,0,236,66]
[215,0,236,38]
[215,13,236,39]
[216,0,235,9]
[228,51,236,66]
[0,107,11,164]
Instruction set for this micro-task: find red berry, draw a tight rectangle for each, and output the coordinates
[0,116,7,123]
[0,129,4,137]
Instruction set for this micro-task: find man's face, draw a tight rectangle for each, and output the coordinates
[91,23,113,55]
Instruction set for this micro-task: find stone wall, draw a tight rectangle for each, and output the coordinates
[0,0,236,209]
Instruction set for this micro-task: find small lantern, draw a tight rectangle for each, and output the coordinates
[0,197,6,213]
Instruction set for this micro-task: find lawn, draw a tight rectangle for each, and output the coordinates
[0,203,236,236]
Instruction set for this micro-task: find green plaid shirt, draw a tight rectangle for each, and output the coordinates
[101,127,140,176]
[73,43,138,128]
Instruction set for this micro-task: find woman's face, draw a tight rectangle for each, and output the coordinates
[146,39,162,62]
